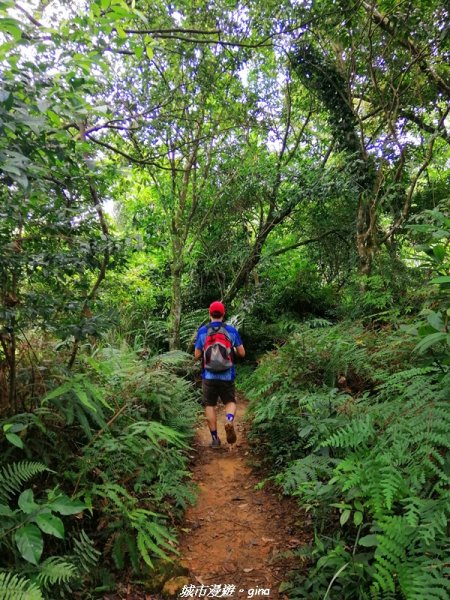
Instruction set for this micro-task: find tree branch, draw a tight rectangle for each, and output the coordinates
[400,110,449,144]
[265,229,350,259]
[15,3,43,27]
[379,112,447,246]
[123,27,222,35]
[361,0,450,97]
[85,134,183,171]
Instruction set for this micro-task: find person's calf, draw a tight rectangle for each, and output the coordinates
[224,401,237,444]
[205,405,217,430]
[205,405,220,447]
[224,402,236,421]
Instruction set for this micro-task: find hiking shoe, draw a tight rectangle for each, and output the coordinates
[225,421,237,444]
[210,437,221,448]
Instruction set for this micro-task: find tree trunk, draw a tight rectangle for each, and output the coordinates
[168,261,183,350]
[224,235,266,305]
[356,194,376,277]
[3,234,21,413]
[8,328,16,413]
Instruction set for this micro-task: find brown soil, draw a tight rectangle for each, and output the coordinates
[178,397,310,599]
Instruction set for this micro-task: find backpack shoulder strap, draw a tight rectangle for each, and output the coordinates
[204,324,232,344]
[206,324,219,336]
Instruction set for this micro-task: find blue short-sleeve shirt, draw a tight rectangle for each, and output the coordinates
[195,321,243,381]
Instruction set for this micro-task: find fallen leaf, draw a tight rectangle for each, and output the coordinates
[243,568,253,573]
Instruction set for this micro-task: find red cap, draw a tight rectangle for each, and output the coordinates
[209,301,225,316]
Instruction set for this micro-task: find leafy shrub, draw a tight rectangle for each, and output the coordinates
[0,344,200,598]
[340,250,426,325]
[245,319,449,599]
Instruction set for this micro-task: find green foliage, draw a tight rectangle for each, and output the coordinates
[0,466,88,570]
[0,572,44,600]
[70,529,101,580]
[0,339,199,596]
[1,0,449,597]
[0,461,48,503]
[255,257,337,323]
[70,345,198,573]
[247,317,449,598]
[405,208,450,362]
[0,464,93,598]
[36,557,78,589]
[42,374,110,439]
[89,483,177,570]
[291,43,361,157]
[243,322,378,401]
[340,252,423,324]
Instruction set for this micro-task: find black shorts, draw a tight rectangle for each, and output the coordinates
[202,379,236,407]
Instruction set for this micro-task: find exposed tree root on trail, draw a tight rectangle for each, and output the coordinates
[177,397,310,599]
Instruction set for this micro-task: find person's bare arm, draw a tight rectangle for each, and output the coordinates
[194,348,202,360]
[234,344,245,359]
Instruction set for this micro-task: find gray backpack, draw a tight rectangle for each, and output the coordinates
[203,325,233,372]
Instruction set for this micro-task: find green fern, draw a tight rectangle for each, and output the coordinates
[71,530,101,576]
[146,350,194,371]
[129,420,189,449]
[179,309,208,349]
[0,462,48,503]
[278,454,336,493]
[36,557,77,589]
[0,572,43,600]
[91,481,178,569]
[305,318,333,328]
[42,374,110,439]
[321,415,375,449]
[131,508,178,566]
[245,317,450,598]
[110,530,134,570]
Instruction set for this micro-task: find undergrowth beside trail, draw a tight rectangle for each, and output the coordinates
[241,322,450,599]
[0,345,200,599]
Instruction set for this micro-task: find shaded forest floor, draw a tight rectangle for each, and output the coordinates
[106,396,311,599]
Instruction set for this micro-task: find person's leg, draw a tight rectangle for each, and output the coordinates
[221,381,237,444]
[224,401,236,420]
[205,405,218,432]
[221,380,236,419]
[202,380,221,446]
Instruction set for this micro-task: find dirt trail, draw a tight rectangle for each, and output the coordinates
[178,398,307,599]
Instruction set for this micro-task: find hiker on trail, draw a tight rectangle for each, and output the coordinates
[194,301,245,448]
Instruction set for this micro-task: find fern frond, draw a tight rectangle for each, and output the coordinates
[146,350,193,370]
[111,531,128,570]
[279,454,335,493]
[36,557,77,588]
[0,462,48,503]
[398,563,450,600]
[322,415,375,449]
[0,572,43,600]
[130,509,178,567]
[379,466,406,511]
[71,530,100,575]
